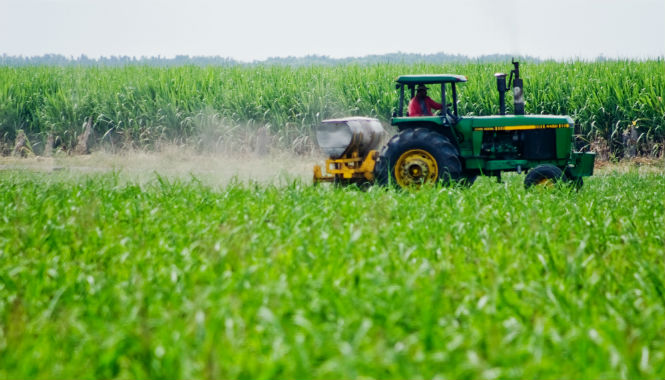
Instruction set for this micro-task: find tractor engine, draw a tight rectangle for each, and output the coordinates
[480,129,559,160]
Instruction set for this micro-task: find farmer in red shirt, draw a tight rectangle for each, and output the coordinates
[408,84,442,116]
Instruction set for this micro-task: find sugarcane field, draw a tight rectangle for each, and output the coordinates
[1,2,665,378]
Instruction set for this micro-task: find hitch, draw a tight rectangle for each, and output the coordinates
[313,150,378,184]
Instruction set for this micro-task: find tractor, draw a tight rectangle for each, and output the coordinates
[313,60,596,188]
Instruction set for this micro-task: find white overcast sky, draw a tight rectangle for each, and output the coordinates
[1,0,664,61]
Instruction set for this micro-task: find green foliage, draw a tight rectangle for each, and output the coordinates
[0,60,663,151]
[1,170,664,379]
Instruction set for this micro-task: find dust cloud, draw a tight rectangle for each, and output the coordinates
[0,145,323,187]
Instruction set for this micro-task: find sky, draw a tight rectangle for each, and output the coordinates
[1,0,664,61]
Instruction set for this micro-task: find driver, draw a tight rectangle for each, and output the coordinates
[408,84,442,116]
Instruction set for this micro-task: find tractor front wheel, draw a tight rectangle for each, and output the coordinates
[374,128,462,188]
[524,164,565,188]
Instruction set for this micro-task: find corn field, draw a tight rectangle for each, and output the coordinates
[0,60,663,156]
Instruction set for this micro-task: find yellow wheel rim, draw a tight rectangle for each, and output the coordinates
[394,149,438,187]
[536,178,555,187]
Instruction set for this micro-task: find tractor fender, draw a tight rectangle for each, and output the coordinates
[396,122,460,151]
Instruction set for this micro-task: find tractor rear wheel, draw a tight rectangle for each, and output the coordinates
[524,164,565,188]
[374,128,461,188]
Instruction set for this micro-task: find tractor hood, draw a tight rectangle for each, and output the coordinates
[469,115,574,129]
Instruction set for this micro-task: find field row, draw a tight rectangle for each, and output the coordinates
[1,61,664,154]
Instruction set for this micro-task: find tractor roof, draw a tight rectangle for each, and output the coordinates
[396,74,467,84]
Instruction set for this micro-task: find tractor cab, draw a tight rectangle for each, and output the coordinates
[392,74,467,127]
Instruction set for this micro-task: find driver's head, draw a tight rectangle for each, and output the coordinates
[416,84,428,98]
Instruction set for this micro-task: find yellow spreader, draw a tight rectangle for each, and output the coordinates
[313,150,378,184]
[312,117,384,185]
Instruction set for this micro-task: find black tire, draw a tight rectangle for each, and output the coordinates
[374,128,461,188]
[461,174,478,187]
[524,164,565,188]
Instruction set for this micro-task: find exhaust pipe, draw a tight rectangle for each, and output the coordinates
[508,59,525,115]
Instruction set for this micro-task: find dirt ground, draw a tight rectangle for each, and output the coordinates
[0,146,322,186]
[0,148,662,186]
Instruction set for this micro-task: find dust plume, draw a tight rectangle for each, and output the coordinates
[0,146,322,187]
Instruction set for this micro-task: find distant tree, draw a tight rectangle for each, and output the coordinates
[3,52,652,67]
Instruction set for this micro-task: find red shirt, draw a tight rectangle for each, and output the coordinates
[408,96,442,116]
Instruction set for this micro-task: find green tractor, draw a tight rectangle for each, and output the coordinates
[313,61,596,188]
